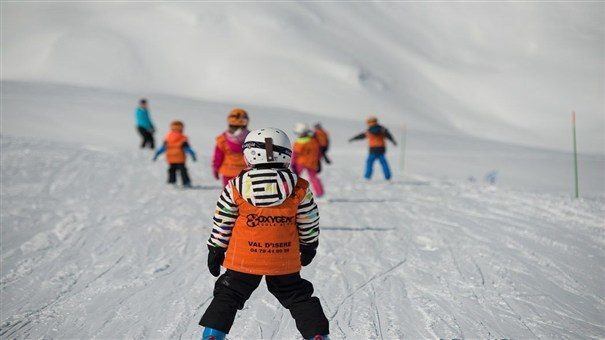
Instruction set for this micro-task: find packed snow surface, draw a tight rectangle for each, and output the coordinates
[1,82,604,338]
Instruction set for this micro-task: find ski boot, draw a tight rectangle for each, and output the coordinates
[202,327,226,340]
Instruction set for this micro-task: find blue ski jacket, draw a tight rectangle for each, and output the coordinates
[136,107,155,131]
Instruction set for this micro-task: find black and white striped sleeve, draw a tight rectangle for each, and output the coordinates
[296,187,320,245]
[207,181,239,248]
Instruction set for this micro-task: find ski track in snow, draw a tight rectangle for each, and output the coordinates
[1,136,604,339]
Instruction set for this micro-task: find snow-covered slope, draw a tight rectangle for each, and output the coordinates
[2,3,604,152]
[3,81,604,196]
[1,82,604,338]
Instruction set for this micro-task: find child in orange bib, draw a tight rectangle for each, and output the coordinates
[212,108,250,186]
[199,128,329,340]
[153,120,197,187]
[349,115,397,180]
[292,123,325,197]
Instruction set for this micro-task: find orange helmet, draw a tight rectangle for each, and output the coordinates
[227,108,249,127]
[366,115,378,126]
[170,120,184,132]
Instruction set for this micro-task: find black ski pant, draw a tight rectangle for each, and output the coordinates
[168,163,191,186]
[199,269,329,338]
[137,127,155,149]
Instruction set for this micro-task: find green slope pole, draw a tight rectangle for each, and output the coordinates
[399,124,407,178]
[572,111,579,198]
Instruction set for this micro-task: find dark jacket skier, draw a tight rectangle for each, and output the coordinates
[349,116,397,180]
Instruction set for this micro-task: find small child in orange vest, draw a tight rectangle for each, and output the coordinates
[199,128,329,340]
[349,116,397,180]
[212,108,250,186]
[153,120,197,187]
[292,123,325,197]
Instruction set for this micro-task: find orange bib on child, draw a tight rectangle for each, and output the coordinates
[223,178,309,275]
[216,134,247,177]
[165,132,188,164]
[293,138,320,171]
[366,131,386,148]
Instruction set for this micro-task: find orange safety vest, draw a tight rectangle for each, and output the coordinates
[293,137,320,171]
[366,131,386,148]
[314,129,329,148]
[165,132,188,164]
[223,178,309,275]
[216,134,247,177]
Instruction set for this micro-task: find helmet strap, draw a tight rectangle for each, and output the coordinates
[265,137,275,162]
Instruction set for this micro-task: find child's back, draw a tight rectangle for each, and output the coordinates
[212,108,250,185]
[213,167,317,275]
[165,130,189,164]
[200,128,329,340]
[153,121,197,187]
[292,123,325,197]
[293,136,321,171]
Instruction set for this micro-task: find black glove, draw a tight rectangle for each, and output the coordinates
[300,242,318,266]
[207,245,226,277]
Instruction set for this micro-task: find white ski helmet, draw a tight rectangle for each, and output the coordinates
[243,128,292,167]
[293,122,311,136]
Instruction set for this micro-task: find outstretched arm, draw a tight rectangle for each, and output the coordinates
[183,141,197,161]
[152,142,167,161]
[384,128,397,146]
[348,132,366,142]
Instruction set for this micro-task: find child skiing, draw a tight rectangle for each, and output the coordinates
[199,128,329,340]
[135,98,155,149]
[153,120,197,187]
[292,123,325,197]
[349,116,397,180]
[212,108,250,186]
[313,123,331,170]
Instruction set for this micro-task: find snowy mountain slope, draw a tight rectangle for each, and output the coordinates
[3,81,603,196]
[2,3,604,152]
[1,82,604,338]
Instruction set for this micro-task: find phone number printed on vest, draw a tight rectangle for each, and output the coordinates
[248,241,292,254]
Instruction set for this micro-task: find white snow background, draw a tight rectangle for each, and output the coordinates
[1,2,604,339]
